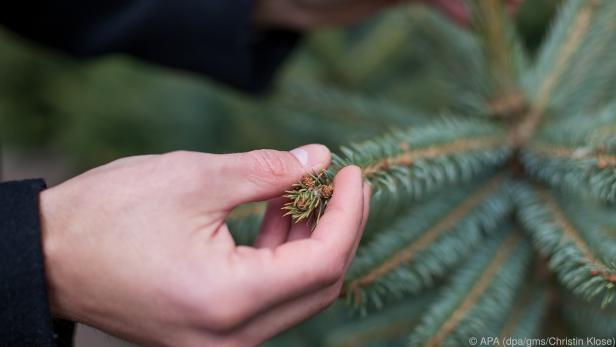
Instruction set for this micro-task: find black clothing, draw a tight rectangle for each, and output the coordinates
[1,0,300,93]
[0,180,76,346]
[1,1,299,345]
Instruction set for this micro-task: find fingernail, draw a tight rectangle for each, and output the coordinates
[290,144,330,169]
[290,147,308,167]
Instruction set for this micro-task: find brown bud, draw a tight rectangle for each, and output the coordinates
[321,185,334,199]
[302,175,315,188]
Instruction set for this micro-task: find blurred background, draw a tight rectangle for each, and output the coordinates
[0,1,558,345]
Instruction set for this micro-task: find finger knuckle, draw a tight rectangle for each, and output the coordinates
[164,150,194,162]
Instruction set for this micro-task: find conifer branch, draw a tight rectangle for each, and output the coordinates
[325,292,436,347]
[527,143,616,168]
[525,0,616,118]
[523,142,616,205]
[469,0,525,119]
[424,232,522,347]
[514,184,616,306]
[344,10,414,85]
[333,118,511,220]
[359,137,504,178]
[279,83,425,129]
[342,173,512,311]
[512,0,600,145]
[561,288,616,338]
[522,107,616,203]
[537,189,614,281]
[497,279,548,344]
[488,91,526,119]
[409,229,531,347]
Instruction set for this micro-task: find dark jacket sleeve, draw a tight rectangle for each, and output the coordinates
[0,180,74,347]
[0,0,301,93]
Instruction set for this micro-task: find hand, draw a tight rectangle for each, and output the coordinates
[253,0,523,29]
[40,145,370,347]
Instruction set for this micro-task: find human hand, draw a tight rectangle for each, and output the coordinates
[40,145,370,346]
[253,0,523,29]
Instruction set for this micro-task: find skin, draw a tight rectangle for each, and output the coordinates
[41,145,370,346]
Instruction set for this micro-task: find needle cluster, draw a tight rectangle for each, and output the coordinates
[282,170,334,230]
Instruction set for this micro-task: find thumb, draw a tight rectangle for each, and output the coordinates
[216,144,330,209]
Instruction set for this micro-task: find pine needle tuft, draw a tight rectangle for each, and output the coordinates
[282,170,334,230]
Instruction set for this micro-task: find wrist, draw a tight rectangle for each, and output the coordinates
[39,188,77,320]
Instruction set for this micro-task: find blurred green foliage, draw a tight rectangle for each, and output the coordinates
[0,1,556,173]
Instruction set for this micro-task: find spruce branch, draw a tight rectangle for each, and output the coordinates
[561,288,616,338]
[333,118,511,218]
[497,270,549,344]
[513,0,602,145]
[522,145,616,204]
[278,83,426,129]
[342,173,512,311]
[521,106,616,203]
[469,0,526,119]
[524,0,616,119]
[325,292,437,347]
[408,229,531,347]
[407,7,493,117]
[343,9,415,86]
[514,184,616,307]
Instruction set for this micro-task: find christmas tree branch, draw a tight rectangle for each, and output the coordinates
[526,143,616,167]
[522,144,616,204]
[469,0,525,119]
[524,0,616,119]
[279,83,425,130]
[514,184,616,306]
[358,137,504,178]
[409,229,531,347]
[343,10,414,86]
[342,173,512,311]
[497,278,548,344]
[513,0,601,145]
[334,118,511,218]
[325,292,436,347]
[522,107,616,203]
[561,288,616,338]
